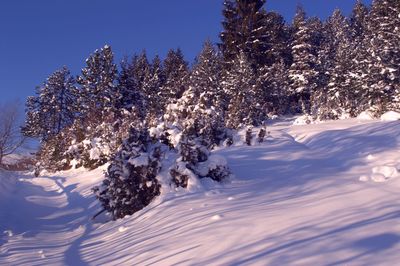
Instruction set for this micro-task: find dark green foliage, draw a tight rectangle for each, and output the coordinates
[22,67,77,141]
[94,127,162,220]
[170,134,230,188]
[77,45,119,127]
[220,0,268,68]
[245,127,253,146]
[258,128,266,143]
[160,48,189,107]
[288,7,321,114]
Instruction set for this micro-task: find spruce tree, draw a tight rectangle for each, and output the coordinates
[160,48,189,107]
[315,9,353,119]
[94,127,162,220]
[346,0,370,115]
[362,0,400,113]
[220,0,268,69]
[143,55,165,123]
[22,67,77,141]
[117,56,146,119]
[256,59,290,115]
[224,52,262,128]
[288,7,320,114]
[190,40,224,110]
[77,45,119,127]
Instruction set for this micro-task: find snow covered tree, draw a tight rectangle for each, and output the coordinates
[117,56,146,119]
[77,45,119,128]
[190,40,225,111]
[170,132,230,189]
[259,10,292,67]
[288,7,321,114]
[345,0,370,116]
[360,0,400,114]
[22,67,77,141]
[220,0,269,69]
[164,88,227,150]
[224,52,264,128]
[256,59,290,115]
[94,127,162,220]
[143,55,165,124]
[160,48,189,107]
[315,9,354,119]
[350,0,369,40]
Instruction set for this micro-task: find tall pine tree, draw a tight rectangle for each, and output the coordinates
[288,7,321,114]
[77,45,119,127]
[22,67,77,141]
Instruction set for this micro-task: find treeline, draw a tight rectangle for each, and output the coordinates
[22,0,400,219]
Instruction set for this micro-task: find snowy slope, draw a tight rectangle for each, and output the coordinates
[1,119,400,265]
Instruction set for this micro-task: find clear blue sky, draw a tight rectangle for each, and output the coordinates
[0,0,372,106]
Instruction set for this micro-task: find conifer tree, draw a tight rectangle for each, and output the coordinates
[160,48,189,107]
[256,60,290,115]
[224,52,262,128]
[22,67,77,141]
[117,57,146,119]
[77,45,118,127]
[190,40,224,110]
[260,11,292,67]
[220,0,268,69]
[361,0,400,113]
[346,0,370,115]
[143,55,165,123]
[94,127,162,220]
[288,7,320,114]
[315,9,353,119]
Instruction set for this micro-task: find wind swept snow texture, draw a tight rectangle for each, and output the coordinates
[1,119,400,265]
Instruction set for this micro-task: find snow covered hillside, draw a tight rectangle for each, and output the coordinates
[1,118,400,265]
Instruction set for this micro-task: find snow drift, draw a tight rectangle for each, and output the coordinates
[1,118,400,265]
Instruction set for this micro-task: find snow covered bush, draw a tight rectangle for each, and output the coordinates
[36,132,74,173]
[163,88,228,149]
[170,134,230,189]
[245,127,253,146]
[94,127,162,220]
[257,127,266,143]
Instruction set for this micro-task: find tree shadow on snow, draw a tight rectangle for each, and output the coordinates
[217,121,400,200]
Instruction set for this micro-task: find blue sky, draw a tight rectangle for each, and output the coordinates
[0,0,372,106]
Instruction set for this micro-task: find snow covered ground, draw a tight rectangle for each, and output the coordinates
[1,118,400,265]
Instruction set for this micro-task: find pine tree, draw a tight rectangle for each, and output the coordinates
[315,9,353,119]
[160,48,189,107]
[256,59,290,115]
[117,56,146,119]
[346,0,370,115]
[190,40,224,110]
[224,52,262,128]
[288,7,321,114]
[94,127,162,220]
[170,131,230,189]
[260,10,292,67]
[220,0,271,69]
[22,67,77,141]
[143,55,165,123]
[361,0,400,114]
[77,45,119,127]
